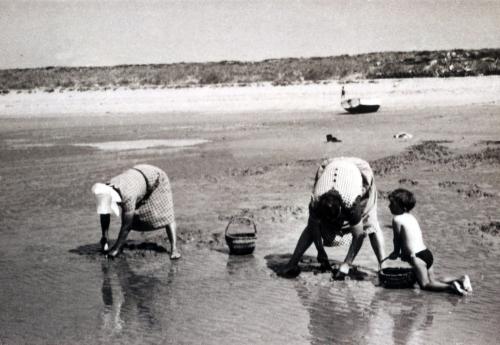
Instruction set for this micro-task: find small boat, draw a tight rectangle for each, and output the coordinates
[340,86,380,114]
[341,98,380,114]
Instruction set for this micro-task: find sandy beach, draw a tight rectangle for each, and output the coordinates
[1,76,500,344]
[1,77,500,117]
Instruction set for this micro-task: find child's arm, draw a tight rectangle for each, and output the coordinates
[388,219,402,260]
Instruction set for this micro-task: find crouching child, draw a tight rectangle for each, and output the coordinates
[386,188,472,295]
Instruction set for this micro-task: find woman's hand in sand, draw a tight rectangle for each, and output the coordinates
[332,262,350,280]
[106,248,120,259]
[277,265,301,278]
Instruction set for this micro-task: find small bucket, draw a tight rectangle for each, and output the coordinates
[225,217,257,255]
[379,267,416,289]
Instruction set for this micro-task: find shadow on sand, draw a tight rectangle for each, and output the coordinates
[69,241,168,258]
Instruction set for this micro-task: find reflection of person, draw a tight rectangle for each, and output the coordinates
[387,188,472,295]
[280,157,385,278]
[100,259,170,333]
[92,164,181,259]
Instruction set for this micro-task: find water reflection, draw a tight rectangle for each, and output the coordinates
[365,292,435,345]
[294,279,435,345]
[99,259,174,334]
[225,253,258,276]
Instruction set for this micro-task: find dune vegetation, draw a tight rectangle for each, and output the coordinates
[0,48,499,93]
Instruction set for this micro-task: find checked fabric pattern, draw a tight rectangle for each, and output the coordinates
[109,164,175,230]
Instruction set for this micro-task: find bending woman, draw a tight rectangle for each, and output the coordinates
[91,164,181,260]
[280,157,385,278]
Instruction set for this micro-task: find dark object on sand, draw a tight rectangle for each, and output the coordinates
[225,217,257,255]
[326,134,342,143]
[341,98,380,114]
[393,132,413,140]
[379,267,416,289]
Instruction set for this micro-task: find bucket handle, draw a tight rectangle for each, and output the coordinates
[225,216,257,236]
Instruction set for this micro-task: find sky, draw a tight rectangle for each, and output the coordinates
[1,0,499,69]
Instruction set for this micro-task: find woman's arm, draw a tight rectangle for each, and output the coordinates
[309,218,330,268]
[107,210,134,257]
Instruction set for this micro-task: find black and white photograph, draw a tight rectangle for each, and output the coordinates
[0,1,499,344]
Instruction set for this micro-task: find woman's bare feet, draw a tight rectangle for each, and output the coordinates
[461,275,473,292]
[452,281,467,296]
[170,250,181,260]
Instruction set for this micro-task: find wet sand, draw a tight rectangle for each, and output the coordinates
[0,76,500,344]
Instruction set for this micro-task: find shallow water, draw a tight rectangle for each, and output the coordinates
[1,227,498,345]
[74,139,210,151]
[1,104,500,344]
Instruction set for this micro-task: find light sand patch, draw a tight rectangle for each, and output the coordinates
[3,139,56,149]
[74,139,209,151]
[1,76,499,117]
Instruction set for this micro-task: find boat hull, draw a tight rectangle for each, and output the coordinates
[341,98,380,114]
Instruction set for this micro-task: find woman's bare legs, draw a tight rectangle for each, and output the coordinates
[100,214,111,252]
[166,221,181,259]
[368,229,386,269]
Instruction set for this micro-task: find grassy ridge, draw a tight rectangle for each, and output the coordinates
[0,48,499,93]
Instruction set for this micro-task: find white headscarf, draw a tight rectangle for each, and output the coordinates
[91,183,122,217]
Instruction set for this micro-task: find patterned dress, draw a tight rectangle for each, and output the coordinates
[310,157,380,246]
[108,164,175,231]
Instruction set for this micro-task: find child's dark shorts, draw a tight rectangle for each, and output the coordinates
[415,249,434,269]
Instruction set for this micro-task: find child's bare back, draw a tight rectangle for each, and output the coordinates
[387,188,472,295]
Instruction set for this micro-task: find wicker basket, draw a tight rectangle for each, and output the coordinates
[225,217,257,255]
[379,267,416,289]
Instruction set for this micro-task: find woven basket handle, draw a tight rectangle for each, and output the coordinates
[225,216,257,236]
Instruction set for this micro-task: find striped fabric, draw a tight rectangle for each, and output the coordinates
[310,157,380,240]
[313,159,362,207]
[108,164,175,231]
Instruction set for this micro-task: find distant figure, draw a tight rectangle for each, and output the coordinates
[279,157,385,278]
[92,164,181,260]
[341,86,346,100]
[386,188,472,295]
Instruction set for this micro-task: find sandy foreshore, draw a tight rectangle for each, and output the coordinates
[1,76,499,117]
[1,76,500,344]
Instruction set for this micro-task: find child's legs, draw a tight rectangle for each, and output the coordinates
[428,268,468,285]
[411,257,454,292]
